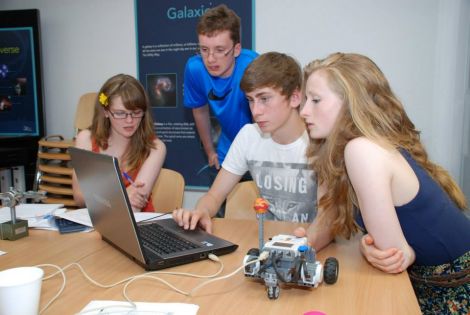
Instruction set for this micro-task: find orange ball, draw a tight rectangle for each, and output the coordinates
[253,197,269,214]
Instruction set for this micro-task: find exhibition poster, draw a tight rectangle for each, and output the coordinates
[135,0,254,189]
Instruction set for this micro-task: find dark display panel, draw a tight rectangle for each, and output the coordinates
[0,9,44,191]
[0,9,45,139]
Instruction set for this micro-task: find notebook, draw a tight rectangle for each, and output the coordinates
[69,147,238,270]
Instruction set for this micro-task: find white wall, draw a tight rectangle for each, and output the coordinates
[459,0,470,205]
[1,0,469,208]
[254,0,469,182]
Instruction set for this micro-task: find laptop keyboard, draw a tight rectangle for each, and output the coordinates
[139,223,201,255]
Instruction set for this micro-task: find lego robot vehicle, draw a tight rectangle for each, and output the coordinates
[243,234,339,299]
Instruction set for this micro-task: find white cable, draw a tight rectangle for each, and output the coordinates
[143,256,224,279]
[123,274,190,297]
[121,255,225,298]
[69,262,137,288]
[35,252,266,313]
[35,255,223,313]
[35,264,66,315]
[189,253,269,296]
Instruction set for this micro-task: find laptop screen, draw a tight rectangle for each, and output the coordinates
[70,147,147,263]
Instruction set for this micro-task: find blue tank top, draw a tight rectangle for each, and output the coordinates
[356,150,470,266]
[183,49,258,163]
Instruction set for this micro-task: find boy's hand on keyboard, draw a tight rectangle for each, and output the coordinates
[172,208,212,233]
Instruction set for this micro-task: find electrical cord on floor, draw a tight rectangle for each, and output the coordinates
[36,251,270,314]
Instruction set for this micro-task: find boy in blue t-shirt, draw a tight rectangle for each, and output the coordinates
[184,4,258,171]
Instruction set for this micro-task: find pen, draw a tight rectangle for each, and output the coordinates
[122,172,135,186]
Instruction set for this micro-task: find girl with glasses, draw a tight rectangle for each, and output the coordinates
[72,74,166,212]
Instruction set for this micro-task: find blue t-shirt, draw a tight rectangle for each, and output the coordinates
[183,49,258,163]
[356,150,470,266]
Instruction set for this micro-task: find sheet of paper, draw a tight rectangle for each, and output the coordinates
[80,300,199,315]
[0,204,64,227]
[55,208,172,228]
[28,216,59,230]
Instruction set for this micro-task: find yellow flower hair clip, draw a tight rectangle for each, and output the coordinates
[99,92,109,107]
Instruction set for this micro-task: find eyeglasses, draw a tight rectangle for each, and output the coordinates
[198,45,235,59]
[108,110,144,119]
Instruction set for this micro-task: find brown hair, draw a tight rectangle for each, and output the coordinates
[91,74,156,171]
[304,52,467,239]
[197,4,241,44]
[240,52,302,98]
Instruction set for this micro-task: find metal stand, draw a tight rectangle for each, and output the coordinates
[253,198,269,250]
[0,188,45,240]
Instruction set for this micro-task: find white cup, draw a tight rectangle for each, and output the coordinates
[0,267,44,315]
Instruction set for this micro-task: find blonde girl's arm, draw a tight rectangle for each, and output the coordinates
[360,234,407,273]
[344,137,415,272]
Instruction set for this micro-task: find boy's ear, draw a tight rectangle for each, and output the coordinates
[289,88,302,108]
[233,42,242,57]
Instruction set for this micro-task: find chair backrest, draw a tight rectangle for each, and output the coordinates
[225,180,259,220]
[151,168,185,212]
[74,92,97,133]
[34,135,77,207]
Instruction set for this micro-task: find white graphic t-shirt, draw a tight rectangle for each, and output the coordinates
[222,124,317,222]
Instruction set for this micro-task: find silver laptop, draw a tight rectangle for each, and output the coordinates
[69,147,238,270]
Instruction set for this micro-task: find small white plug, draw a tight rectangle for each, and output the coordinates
[259,251,270,261]
[208,253,220,262]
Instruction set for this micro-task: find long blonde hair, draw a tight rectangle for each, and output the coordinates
[304,53,467,239]
[91,74,156,171]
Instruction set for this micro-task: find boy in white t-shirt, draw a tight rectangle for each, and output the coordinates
[173,52,317,233]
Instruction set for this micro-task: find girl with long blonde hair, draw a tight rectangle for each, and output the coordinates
[298,52,469,314]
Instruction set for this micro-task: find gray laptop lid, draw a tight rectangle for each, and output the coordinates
[69,147,238,270]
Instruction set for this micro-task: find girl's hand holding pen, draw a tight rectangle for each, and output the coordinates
[122,172,136,186]
[123,172,148,211]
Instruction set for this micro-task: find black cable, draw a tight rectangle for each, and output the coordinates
[291,256,302,282]
[271,252,288,283]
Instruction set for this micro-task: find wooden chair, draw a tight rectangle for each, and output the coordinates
[74,92,97,133]
[34,135,76,207]
[225,180,259,220]
[34,92,97,207]
[151,168,185,213]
